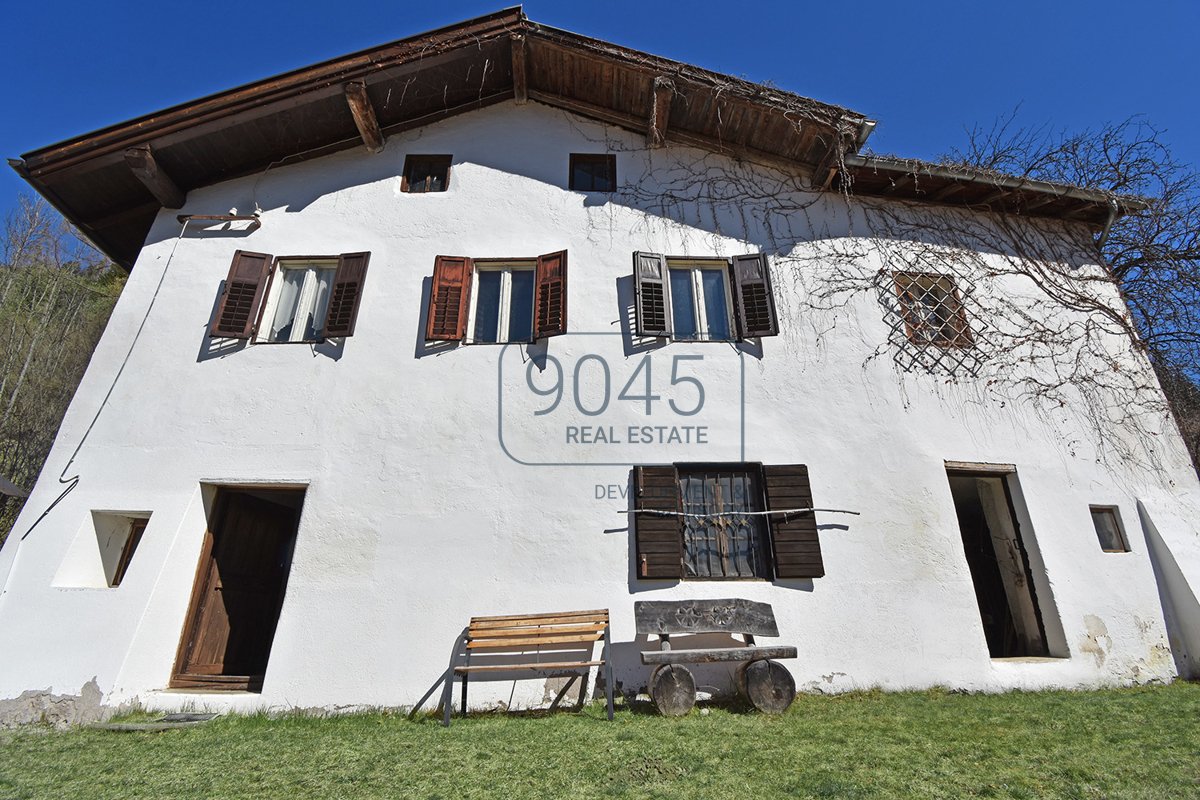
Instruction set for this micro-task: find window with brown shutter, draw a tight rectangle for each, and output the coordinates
[634,465,683,579]
[534,250,568,338]
[211,250,273,339]
[729,254,780,338]
[632,253,778,342]
[426,256,474,340]
[323,252,371,337]
[632,462,825,581]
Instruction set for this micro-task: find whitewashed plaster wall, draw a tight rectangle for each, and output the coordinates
[0,100,1197,714]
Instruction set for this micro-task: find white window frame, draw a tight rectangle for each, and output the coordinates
[256,258,338,344]
[466,260,537,345]
[667,258,736,342]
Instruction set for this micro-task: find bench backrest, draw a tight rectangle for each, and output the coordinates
[466,609,609,650]
[634,599,779,637]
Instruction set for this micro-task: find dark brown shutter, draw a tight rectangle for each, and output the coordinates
[426,256,474,340]
[323,252,371,337]
[534,250,568,338]
[634,252,671,337]
[763,464,824,579]
[633,465,683,579]
[210,250,273,339]
[730,254,779,338]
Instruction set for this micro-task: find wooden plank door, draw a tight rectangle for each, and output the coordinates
[172,490,299,690]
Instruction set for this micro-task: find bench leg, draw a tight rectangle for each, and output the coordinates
[460,665,469,716]
[604,623,615,721]
[649,664,696,717]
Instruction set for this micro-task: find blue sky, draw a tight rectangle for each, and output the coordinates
[2,0,1196,228]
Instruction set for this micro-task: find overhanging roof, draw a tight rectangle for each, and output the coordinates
[9,7,868,268]
[10,8,1138,269]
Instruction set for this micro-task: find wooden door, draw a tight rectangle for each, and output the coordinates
[171,490,299,691]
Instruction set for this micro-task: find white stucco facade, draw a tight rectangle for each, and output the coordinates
[2,101,1199,716]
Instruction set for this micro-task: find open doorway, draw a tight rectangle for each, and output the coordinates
[170,486,304,691]
[946,469,1052,658]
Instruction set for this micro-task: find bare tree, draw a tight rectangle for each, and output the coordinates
[0,196,124,544]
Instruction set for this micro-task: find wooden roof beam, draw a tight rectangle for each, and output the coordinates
[511,35,528,105]
[344,81,385,154]
[929,182,965,202]
[647,76,674,147]
[885,174,913,194]
[123,145,184,209]
[980,188,1010,205]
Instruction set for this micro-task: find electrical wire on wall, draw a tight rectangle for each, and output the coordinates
[0,219,192,604]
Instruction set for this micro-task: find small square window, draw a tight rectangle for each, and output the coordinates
[569,154,616,192]
[895,272,972,347]
[469,262,536,344]
[668,260,735,342]
[1090,506,1130,553]
[402,154,452,193]
[260,259,337,343]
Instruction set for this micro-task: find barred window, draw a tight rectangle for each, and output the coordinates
[678,467,771,579]
[894,272,972,348]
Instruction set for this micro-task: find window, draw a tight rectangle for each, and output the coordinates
[209,250,370,342]
[470,262,536,344]
[111,518,147,587]
[569,153,616,192]
[633,253,779,341]
[633,463,823,581]
[261,259,336,342]
[894,272,972,347]
[426,251,568,343]
[1090,506,1130,553]
[402,154,452,193]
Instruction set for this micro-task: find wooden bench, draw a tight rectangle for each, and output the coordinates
[636,599,797,715]
[438,609,615,726]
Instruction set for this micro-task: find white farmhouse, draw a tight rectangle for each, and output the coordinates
[3,8,1199,723]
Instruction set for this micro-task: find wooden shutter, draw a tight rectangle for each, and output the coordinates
[534,250,568,338]
[323,252,371,337]
[729,254,779,338]
[633,252,671,337]
[763,464,824,579]
[210,250,273,339]
[633,465,682,579]
[426,256,474,340]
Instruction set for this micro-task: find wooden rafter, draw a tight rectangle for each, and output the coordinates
[929,182,965,202]
[511,35,528,105]
[647,76,674,147]
[980,188,1010,205]
[885,174,913,194]
[344,81,385,154]
[123,145,184,209]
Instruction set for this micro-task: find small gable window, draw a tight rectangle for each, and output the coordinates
[633,253,779,342]
[894,272,972,348]
[426,251,568,343]
[209,250,370,342]
[402,154,452,193]
[569,153,616,192]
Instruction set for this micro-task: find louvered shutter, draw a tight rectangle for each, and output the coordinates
[426,256,474,340]
[534,250,568,338]
[730,254,779,338]
[210,250,273,339]
[323,252,371,337]
[633,252,672,337]
[763,464,823,578]
[633,465,682,579]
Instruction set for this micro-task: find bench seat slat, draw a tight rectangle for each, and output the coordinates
[468,622,607,637]
[469,609,609,625]
[468,632,604,649]
[455,660,604,673]
[640,646,797,665]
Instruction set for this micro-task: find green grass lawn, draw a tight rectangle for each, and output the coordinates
[2,684,1199,799]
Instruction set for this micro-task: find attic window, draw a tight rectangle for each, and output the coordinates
[1090,506,1130,553]
[402,154,452,193]
[569,154,616,192]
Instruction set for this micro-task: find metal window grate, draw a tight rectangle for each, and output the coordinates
[678,468,770,579]
[878,270,987,376]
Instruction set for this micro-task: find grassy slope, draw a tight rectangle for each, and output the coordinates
[2,685,1199,799]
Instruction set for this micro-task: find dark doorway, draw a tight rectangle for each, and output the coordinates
[946,471,1049,658]
[171,487,304,691]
